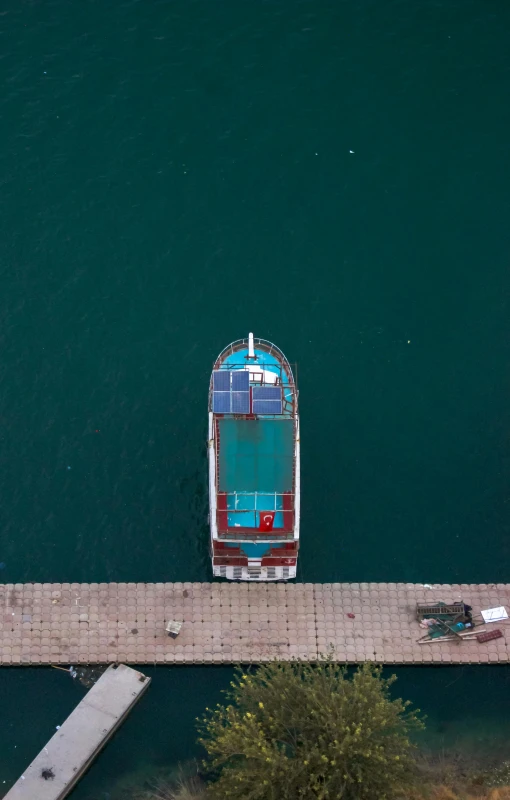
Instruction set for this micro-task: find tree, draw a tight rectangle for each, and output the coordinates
[198,659,424,800]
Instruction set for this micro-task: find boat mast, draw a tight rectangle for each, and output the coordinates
[247,332,256,360]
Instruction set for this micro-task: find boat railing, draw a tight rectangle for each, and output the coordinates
[216,337,293,371]
[216,491,295,539]
[227,490,290,509]
[209,360,297,388]
[217,531,295,541]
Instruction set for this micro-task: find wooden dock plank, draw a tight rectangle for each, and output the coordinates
[1,583,509,665]
[4,663,150,800]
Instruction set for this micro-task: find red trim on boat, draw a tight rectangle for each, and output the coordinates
[282,491,294,530]
[212,541,248,567]
[261,542,298,566]
[216,492,228,530]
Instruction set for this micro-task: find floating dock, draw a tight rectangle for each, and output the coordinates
[4,663,150,800]
[1,582,509,665]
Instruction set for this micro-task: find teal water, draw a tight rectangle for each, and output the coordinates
[1,0,510,796]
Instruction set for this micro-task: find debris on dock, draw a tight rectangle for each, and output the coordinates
[166,620,183,638]
[69,664,107,689]
[481,606,508,623]
[476,628,503,644]
[416,600,508,648]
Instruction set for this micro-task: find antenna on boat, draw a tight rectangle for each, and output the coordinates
[247,332,256,360]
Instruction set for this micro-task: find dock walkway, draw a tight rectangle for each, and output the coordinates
[1,582,509,665]
[4,663,150,800]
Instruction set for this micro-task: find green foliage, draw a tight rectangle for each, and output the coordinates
[198,659,424,800]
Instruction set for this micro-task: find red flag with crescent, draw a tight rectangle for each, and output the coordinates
[259,511,275,531]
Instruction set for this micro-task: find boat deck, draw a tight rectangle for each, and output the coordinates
[217,418,295,529]
[1,582,510,665]
[218,419,294,493]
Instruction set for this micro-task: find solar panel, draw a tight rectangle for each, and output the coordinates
[212,391,231,413]
[252,386,283,414]
[213,370,231,391]
[252,386,282,401]
[231,391,250,414]
[231,370,249,391]
[253,399,283,415]
[212,369,251,414]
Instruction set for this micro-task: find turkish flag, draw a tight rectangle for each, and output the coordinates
[259,511,275,532]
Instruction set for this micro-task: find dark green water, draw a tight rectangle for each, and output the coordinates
[1,0,510,796]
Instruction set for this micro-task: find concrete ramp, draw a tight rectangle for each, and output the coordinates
[5,663,150,800]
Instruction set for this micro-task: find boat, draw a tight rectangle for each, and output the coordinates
[208,333,300,581]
